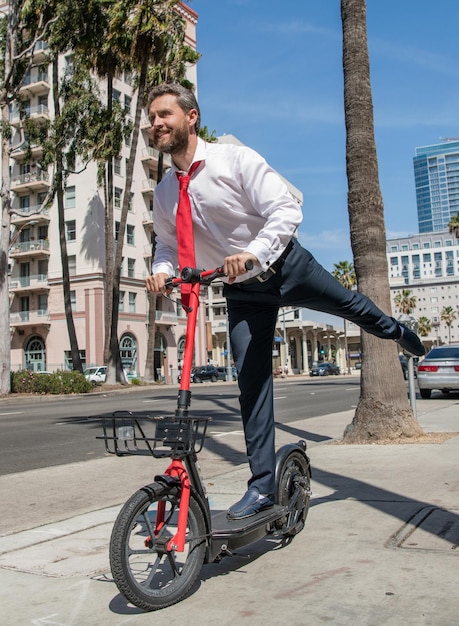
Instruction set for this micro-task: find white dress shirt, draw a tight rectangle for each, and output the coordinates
[152,137,303,283]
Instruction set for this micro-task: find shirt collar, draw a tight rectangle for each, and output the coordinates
[171,137,207,175]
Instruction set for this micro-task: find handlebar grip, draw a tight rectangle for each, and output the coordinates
[245,260,254,271]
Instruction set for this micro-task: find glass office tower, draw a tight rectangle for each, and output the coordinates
[414,140,459,233]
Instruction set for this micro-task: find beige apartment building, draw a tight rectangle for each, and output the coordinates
[6,2,363,382]
[7,2,199,380]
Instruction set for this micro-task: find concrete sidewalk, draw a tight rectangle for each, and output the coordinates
[0,396,458,625]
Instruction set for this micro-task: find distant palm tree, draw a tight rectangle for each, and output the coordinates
[333,260,356,374]
[394,289,417,315]
[448,213,459,238]
[417,316,432,338]
[441,306,457,344]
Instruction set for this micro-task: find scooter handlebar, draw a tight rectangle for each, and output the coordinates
[163,259,254,290]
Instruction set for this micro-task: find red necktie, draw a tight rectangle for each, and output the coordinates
[176,160,201,308]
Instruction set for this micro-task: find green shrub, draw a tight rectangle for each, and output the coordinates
[11,370,92,394]
[130,377,142,385]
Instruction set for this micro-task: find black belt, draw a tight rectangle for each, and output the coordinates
[241,239,294,285]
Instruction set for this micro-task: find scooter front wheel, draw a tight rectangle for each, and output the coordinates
[110,482,207,611]
[274,445,311,537]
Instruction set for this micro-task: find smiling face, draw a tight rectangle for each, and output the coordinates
[148,93,197,156]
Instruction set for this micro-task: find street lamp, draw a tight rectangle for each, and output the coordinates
[397,314,418,418]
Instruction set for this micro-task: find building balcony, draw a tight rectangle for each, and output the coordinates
[10,309,49,326]
[142,211,153,226]
[11,171,50,192]
[141,179,157,194]
[9,239,50,258]
[140,147,172,168]
[32,40,49,63]
[155,310,178,325]
[9,104,50,127]
[11,206,50,226]
[10,142,44,161]
[143,244,153,258]
[9,274,49,293]
[140,116,150,130]
[141,146,161,163]
[19,71,50,96]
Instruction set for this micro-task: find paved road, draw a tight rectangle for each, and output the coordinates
[0,377,361,475]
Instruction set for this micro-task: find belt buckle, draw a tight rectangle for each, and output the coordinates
[256,267,276,283]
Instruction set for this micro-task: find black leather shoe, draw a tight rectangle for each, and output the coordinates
[395,323,425,356]
[227,488,274,520]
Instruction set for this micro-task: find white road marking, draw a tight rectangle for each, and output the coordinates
[209,430,245,437]
[0,411,23,416]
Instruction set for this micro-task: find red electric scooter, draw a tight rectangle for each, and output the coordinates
[93,265,311,611]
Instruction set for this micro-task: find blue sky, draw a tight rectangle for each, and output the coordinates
[190,0,459,270]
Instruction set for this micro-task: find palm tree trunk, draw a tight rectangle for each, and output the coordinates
[108,54,150,383]
[52,58,82,373]
[341,0,423,441]
[103,76,115,365]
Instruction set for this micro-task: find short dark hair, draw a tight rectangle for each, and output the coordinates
[147,83,201,134]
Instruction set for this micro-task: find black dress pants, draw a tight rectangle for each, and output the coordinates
[223,238,398,497]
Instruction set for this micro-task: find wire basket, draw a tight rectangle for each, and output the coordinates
[92,411,210,458]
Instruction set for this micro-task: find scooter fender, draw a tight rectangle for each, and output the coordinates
[274,440,311,488]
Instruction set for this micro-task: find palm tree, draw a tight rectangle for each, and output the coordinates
[417,316,432,338]
[393,289,417,315]
[332,260,356,374]
[440,306,457,344]
[103,0,198,383]
[448,212,459,239]
[341,0,423,442]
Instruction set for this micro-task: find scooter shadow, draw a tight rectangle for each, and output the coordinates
[199,528,287,582]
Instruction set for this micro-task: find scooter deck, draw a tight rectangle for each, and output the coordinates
[209,505,287,556]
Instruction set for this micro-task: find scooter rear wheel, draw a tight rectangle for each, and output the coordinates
[110,482,206,611]
[275,449,311,537]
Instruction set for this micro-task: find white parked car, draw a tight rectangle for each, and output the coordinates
[84,366,107,384]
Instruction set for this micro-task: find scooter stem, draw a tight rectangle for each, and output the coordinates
[176,283,201,416]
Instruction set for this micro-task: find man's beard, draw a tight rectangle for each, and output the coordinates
[153,124,189,155]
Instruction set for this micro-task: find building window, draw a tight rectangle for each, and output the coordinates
[114,187,122,209]
[127,258,135,278]
[20,196,30,209]
[65,186,76,208]
[64,349,86,370]
[114,157,122,176]
[70,290,76,312]
[115,221,120,240]
[119,291,125,311]
[124,95,132,115]
[127,224,135,245]
[38,293,48,313]
[66,219,76,241]
[68,255,76,276]
[38,224,48,240]
[129,292,136,313]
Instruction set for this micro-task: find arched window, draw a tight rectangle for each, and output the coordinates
[120,333,137,376]
[24,335,46,371]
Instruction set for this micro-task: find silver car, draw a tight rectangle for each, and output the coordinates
[417,345,459,399]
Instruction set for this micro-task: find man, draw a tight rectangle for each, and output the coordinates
[145,83,424,520]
